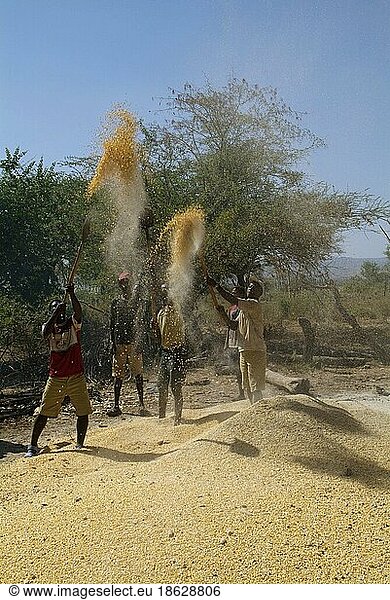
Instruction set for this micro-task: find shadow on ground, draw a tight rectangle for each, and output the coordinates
[293,437,390,491]
[0,440,26,459]
[275,397,369,434]
[57,445,179,463]
[195,437,260,457]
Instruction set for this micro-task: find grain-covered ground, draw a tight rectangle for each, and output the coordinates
[1,365,390,584]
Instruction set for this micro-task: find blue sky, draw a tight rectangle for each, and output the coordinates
[2,0,390,257]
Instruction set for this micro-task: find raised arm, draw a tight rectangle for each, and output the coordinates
[67,283,82,323]
[206,275,238,306]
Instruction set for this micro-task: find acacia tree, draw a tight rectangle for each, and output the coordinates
[140,79,390,283]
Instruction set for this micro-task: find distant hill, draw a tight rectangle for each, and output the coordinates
[327,256,388,280]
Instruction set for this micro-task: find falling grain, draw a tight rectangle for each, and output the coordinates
[87,108,148,273]
[161,207,205,308]
[87,109,139,197]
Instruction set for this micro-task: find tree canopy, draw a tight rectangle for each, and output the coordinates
[0,148,113,305]
[2,78,390,305]
[2,78,390,380]
[140,79,390,283]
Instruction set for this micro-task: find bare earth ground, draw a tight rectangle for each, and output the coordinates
[1,361,390,583]
[2,360,390,456]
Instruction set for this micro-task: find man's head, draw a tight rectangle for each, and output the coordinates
[118,271,130,293]
[49,299,66,324]
[160,284,169,304]
[247,279,264,300]
[232,285,245,299]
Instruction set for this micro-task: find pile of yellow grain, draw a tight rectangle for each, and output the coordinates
[1,395,390,584]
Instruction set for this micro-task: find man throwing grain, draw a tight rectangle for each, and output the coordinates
[153,284,187,426]
[107,271,145,417]
[208,275,266,404]
[25,284,92,457]
[217,285,246,400]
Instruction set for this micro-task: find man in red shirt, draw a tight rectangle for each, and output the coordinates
[25,283,92,457]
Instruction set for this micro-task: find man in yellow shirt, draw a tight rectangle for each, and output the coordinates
[154,285,187,425]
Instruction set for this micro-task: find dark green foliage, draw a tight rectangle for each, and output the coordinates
[0,148,113,305]
[0,292,48,382]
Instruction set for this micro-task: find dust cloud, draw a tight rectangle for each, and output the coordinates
[88,108,147,275]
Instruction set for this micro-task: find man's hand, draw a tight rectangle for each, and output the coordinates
[216,303,231,326]
[206,274,217,287]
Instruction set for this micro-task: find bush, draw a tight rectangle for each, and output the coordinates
[0,293,47,384]
[265,288,336,326]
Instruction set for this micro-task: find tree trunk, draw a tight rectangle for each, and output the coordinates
[298,316,316,361]
[330,285,390,364]
[265,368,310,394]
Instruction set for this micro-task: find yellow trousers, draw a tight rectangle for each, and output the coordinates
[40,373,92,417]
[239,348,266,404]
